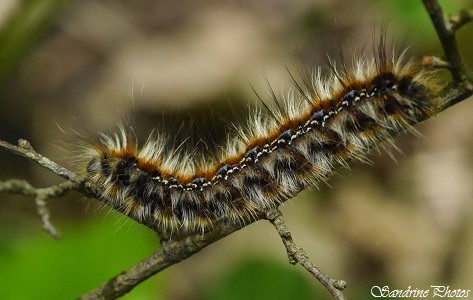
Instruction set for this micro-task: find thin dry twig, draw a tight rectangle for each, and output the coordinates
[450,9,473,32]
[0,0,472,299]
[422,0,473,87]
[0,139,91,238]
[0,178,82,239]
[266,209,347,300]
[0,139,76,180]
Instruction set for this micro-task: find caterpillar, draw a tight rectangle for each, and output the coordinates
[77,38,441,239]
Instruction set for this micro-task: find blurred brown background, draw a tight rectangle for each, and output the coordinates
[0,0,472,299]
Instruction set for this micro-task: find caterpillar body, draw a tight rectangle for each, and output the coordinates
[78,40,440,239]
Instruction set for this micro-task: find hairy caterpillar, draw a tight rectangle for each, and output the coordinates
[77,38,440,239]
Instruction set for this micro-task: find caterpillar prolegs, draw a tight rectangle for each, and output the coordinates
[78,40,440,239]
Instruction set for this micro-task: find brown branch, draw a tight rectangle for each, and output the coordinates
[0,139,76,180]
[266,209,347,300]
[422,0,472,84]
[421,0,473,111]
[0,139,94,238]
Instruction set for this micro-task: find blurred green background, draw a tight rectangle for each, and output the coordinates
[1,0,472,299]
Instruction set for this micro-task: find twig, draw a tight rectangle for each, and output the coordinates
[0,139,76,180]
[421,0,473,111]
[0,179,81,239]
[422,0,472,84]
[266,209,347,300]
[450,9,473,32]
[35,195,59,239]
[0,140,104,237]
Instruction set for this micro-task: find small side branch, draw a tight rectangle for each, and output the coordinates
[0,139,76,180]
[266,209,347,300]
[450,9,473,32]
[422,0,471,83]
[0,179,81,239]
